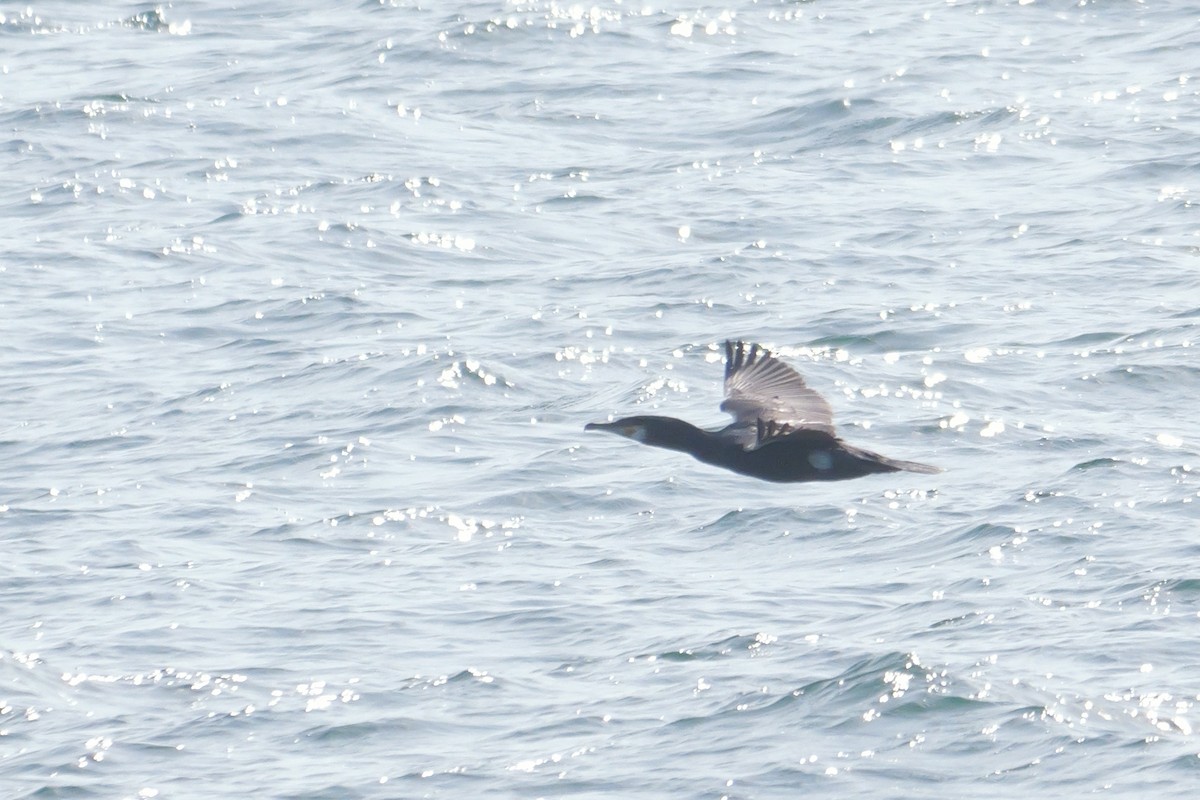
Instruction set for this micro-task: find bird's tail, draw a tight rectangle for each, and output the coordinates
[880,456,942,475]
[843,443,942,475]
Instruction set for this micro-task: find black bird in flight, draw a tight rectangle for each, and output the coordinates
[585,340,941,483]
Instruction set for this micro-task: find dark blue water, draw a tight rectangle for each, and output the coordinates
[2,2,1198,798]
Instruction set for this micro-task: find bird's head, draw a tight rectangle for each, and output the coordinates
[584,416,703,452]
[584,417,653,442]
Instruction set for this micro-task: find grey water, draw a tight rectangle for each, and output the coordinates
[2,1,1199,798]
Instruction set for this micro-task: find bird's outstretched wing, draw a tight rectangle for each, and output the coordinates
[721,340,836,447]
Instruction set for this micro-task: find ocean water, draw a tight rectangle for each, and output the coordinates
[2,1,1199,797]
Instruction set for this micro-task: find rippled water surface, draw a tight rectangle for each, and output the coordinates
[3,1,1199,798]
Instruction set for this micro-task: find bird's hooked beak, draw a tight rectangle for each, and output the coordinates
[584,420,648,442]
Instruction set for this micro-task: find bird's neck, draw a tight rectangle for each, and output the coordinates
[643,417,724,457]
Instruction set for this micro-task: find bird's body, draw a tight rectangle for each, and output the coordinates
[585,341,940,483]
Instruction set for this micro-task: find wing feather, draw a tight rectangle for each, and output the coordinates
[720,340,836,447]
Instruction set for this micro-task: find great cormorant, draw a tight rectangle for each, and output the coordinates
[585,340,941,483]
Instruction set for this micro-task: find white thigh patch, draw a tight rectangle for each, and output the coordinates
[808,450,833,471]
